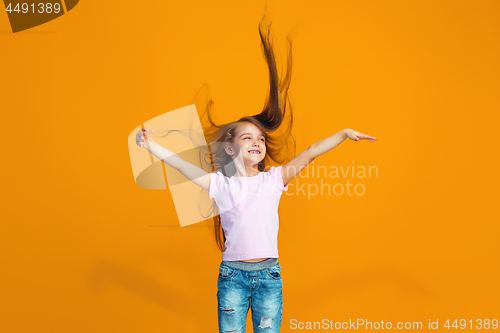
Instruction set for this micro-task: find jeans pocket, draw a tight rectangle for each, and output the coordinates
[218,265,237,279]
[265,264,281,280]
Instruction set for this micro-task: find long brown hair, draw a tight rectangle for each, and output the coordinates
[200,11,297,252]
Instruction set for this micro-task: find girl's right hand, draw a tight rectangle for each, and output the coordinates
[136,128,154,148]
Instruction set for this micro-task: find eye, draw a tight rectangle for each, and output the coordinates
[260,138,265,142]
[244,137,250,139]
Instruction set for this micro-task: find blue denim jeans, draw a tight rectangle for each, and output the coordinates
[217,258,283,333]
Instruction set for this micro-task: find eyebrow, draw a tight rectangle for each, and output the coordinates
[239,133,265,138]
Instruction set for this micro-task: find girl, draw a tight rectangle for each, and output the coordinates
[136,12,376,333]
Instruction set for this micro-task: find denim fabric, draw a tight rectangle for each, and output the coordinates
[217,259,283,333]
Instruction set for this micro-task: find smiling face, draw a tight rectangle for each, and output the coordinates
[227,122,266,167]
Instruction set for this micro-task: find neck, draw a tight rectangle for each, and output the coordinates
[233,164,260,177]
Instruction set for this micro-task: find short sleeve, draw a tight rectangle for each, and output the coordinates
[271,166,288,192]
[209,172,220,199]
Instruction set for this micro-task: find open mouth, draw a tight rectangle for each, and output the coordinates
[248,150,261,154]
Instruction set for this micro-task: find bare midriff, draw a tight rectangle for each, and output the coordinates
[240,258,269,263]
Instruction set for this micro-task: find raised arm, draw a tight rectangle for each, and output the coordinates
[281,129,376,185]
[137,129,211,191]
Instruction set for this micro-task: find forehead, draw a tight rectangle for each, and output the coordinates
[236,123,265,136]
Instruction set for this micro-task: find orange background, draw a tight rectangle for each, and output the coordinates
[1,0,499,332]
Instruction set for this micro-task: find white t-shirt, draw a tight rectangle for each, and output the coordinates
[209,166,289,261]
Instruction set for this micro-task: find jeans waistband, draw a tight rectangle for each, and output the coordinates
[221,258,278,272]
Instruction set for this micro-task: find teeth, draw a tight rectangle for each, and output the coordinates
[249,150,260,154]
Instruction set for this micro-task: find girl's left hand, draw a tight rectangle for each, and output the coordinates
[345,129,377,142]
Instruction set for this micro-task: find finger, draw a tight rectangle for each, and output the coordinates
[357,133,374,140]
